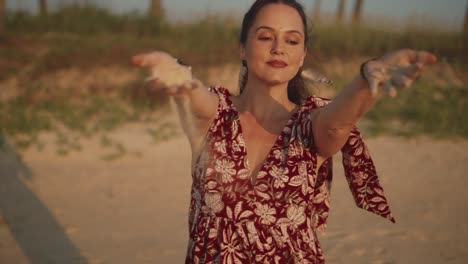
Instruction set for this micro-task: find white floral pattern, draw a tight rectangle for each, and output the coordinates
[221,228,247,264]
[215,159,236,183]
[254,203,277,225]
[202,192,224,215]
[269,165,290,189]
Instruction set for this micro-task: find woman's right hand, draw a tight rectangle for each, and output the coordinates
[132,51,218,156]
[131,51,204,97]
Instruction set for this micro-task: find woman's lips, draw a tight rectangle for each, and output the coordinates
[267,60,288,68]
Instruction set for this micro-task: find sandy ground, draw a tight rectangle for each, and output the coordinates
[1,116,467,264]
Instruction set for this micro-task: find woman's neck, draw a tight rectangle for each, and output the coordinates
[235,78,297,121]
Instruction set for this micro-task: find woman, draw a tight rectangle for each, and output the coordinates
[133,1,436,263]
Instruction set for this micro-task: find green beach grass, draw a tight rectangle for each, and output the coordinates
[1,6,466,155]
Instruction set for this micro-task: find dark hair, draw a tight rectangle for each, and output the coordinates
[239,0,309,105]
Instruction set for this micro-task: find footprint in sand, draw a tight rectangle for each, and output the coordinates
[323,230,361,241]
[376,229,432,242]
[65,226,79,235]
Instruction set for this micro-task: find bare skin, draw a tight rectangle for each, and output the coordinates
[132,3,437,182]
[231,96,299,181]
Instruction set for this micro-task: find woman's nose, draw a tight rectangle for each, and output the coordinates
[271,39,285,55]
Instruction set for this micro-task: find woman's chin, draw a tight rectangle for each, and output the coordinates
[258,76,290,86]
[259,72,297,86]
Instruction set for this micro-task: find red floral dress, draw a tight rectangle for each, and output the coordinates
[185,87,395,264]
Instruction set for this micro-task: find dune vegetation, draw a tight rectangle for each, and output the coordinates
[0,6,466,155]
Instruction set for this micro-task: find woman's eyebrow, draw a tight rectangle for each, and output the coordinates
[255,26,303,37]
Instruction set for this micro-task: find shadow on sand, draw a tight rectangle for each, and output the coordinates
[0,140,88,264]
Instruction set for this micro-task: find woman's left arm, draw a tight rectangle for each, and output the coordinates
[312,49,437,158]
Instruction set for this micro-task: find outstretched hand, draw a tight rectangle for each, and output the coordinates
[131,51,203,96]
[363,49,437,97]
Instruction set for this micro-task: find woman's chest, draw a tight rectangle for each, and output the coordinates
[239,114,287,175]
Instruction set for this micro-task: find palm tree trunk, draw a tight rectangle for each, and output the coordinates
[0,0,5,34]
[336,0,346,23]
[150,0,163,18]
[313,0,321,24]
[352,0,364,24]
[464,0,468,35]
[464,0,468,61]
[39,0,47,16]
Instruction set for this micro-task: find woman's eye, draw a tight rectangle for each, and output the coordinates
[287,40,299,45]
[258,36,272,41]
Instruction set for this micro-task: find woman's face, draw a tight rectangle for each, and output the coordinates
[240,3,307,87]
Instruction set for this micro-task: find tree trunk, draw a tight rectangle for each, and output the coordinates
[336,0,346,23]
[150,0,163,18]
[39,0,47,16]
[0,0,5,34]
[352,0,364,24]
[313,0,321,24]
[464,0,468,61]
[464,0,468,35]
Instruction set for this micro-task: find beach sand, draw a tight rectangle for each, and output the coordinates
[1,117,467,264]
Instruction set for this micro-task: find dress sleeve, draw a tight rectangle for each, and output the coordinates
[208,86,231,102]
[341,128,396,223]
[203,86,236,139]
[301,95,396,231]
[297,95,331,150]
[207,86,233,113]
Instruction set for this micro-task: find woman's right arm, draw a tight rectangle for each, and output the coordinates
[169,79,218,120]
[168,80,219,149]
[132,52,219,154]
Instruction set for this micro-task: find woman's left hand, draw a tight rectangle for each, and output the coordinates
[362,49,437,97]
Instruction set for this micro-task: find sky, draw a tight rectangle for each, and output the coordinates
[7,0,467,31]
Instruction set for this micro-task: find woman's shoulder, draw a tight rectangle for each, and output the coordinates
[207,86,236,112]
[302,94,332,109]
[208,85,233,97]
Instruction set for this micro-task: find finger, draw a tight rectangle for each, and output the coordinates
[397,63,423,79]
[411,51,437,65]
[383,80,397,97]
[166,85,179,96]
[132,53,162,67]
[145,75,157,82]
[131,54,146,67]
[179,81,192,92]
[190,79,203,90]
[364,61,387,97]
[179,79,201,93]
[150,78,165,87]
[391,74,414,89]
[151,78,161,86]
[149,79,167,91]
[368,77,380,97]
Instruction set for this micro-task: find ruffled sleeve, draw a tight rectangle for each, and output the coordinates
[341,128,396,223]
[301,95,395,230]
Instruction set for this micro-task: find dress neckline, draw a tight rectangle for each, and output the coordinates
[226,95,302,185]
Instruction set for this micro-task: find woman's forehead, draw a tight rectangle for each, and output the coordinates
[251,4,304,33]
